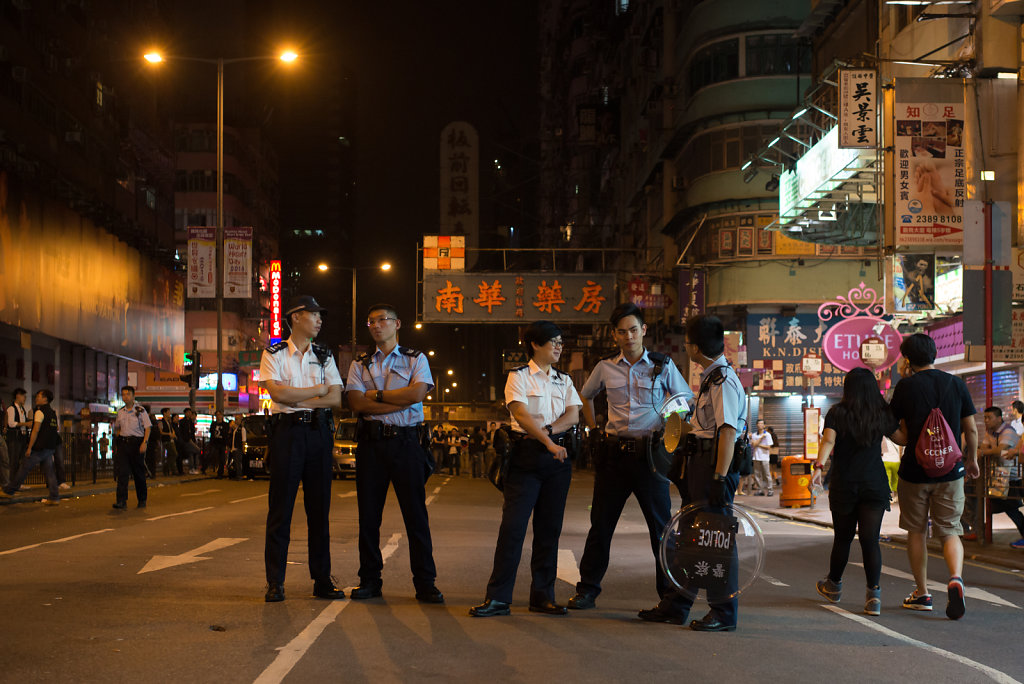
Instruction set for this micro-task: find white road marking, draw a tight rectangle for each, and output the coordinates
[337,492,357,499]
[0,528,114,557]
[854,563,1020,609]
[760,573,789,587]
[254,533,404,684]
[138,538,247,574]
[229,494,269,504]
[557,549,581,587]
[180,489,221,497]
[822,604,1022,684]
[146,507,214,522]
[432,486,442,494]
[425,495,436,506]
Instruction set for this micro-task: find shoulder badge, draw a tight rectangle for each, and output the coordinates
[266,341,288,354]
[398,346,422,358]
[509,365,529,373]
[600,350,620,361]
[355,351,372,365]
[311,342,332,364]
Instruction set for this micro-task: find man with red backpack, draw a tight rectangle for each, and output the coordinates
[889,333,979,620]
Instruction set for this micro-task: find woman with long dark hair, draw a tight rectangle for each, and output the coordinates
[812,367,903,615]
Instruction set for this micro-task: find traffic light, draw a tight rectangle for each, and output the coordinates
[181,350,201,389]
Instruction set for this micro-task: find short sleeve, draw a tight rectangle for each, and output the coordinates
[323,356,344,388]
[956,378,976,419]
[410,355,435,391]
[580,365,604,400]
[141,411,152,428]
[259,350,281,384]
[661,359,694,401]
[764,432,773,447]
[824,407,839,432]
[504,370,528,406]
[889,380,907,420]
[563,378,582,408]
[713,377,743,431]
[346,360,367,392]
[34,410,43,423]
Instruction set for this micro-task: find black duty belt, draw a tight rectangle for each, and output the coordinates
[360,420,420,440]
[605,434,650,455]
[115,435,143,440]
[276,408,332,427]
[510,430,573,448]
[685,434,716,453]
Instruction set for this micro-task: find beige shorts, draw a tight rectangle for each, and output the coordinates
[897,477,965,537]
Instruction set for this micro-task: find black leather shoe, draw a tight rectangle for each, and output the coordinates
[415,586,445,604]
[265,583,285,602]
[137,501,147,509]
[689,613,736,632]
[111,501,127,510]
[529,600,568,615]
[313,579,345,600]
[469,599,511,617]
[349,584,383,600]
[637,606,685,625]
[567,592,597,610]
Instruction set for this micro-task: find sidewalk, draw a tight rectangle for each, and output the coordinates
[0,473,217,506]
[738,489,1024,571]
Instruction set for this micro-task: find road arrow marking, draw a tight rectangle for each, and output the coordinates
[557,549,581,587]
[138,537,247,574]
[857,563,1020,609]
[760,573,789,587]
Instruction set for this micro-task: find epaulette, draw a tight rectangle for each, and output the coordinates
[509,365,529,372]
[702,366,728,390]
[552,367,568,379]
[311,342,332,364]
[398,346,422,358]
[356,351,372,364]
[601,350,620,361]
[266,341,288,354]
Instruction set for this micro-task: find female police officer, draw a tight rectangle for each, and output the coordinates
[470,321,581,617]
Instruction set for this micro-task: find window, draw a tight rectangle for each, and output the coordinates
[679,122,781,184]
[688,38,739,95]
[745,34,810,77]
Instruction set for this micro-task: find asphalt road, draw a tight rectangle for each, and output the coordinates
[2,473,1022,683]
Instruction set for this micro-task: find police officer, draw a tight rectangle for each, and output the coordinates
[112,385,151,510]
[260,295,345,603]
[638,314,746,631]
[0,389,62,503]
[568,303,692,611]
[470,321,581,617]
[346,303,442,603]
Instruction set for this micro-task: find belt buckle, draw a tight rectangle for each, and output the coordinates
[382,425,397,439]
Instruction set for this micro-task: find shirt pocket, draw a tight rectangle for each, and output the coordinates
[387,363,412,389]
[635,375,661,411]
[605,377,628,409]
[525,389,546,420]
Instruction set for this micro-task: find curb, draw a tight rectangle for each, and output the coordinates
[749,504,1024,573]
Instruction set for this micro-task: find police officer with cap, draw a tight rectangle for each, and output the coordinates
[260,295,345,603]
[346,303,443,603]
[112,385,151,509]
[638,314,746,631]
[568,302,692,612]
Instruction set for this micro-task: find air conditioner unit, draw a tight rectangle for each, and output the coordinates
[11,66,28,82]
[64,131,82,143]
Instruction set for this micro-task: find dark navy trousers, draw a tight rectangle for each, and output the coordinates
[264,417,334,585]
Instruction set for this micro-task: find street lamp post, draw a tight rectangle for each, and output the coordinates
[145,49,297,413]
[316,262,391,363]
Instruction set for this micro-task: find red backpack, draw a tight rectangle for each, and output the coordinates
[914,380,963,478]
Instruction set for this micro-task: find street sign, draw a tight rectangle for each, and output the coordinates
[801,351,823,378]
[502,349,529,372]
[858,336,888,369]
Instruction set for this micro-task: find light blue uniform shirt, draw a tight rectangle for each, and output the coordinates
[581,349,693,438]
[689,355,746,439]
[346,346,434,426]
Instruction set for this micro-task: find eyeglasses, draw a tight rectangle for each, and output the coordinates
[366,316,397,327]
[547,338,564,347]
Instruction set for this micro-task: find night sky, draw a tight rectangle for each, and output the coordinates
[259,0,539,353]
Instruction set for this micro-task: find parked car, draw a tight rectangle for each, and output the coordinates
[333,418,358,479]
[242,414,271,479]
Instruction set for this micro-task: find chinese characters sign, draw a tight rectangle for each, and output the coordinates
[187,226,215,298]
[746,314,846,393]
[440,122,478,238]
[423,273,614,323]
[224,226,252,299]
[269,260,282,343]
[678,268,706,320]
[839,69,877,149]
[894,79,965,247]
[423,234,465,271]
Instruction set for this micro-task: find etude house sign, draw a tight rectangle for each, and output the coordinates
[818,282,901,373]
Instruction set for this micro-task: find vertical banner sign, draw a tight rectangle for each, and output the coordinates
[269,260,282,343]
[893,79,965,247]
[678,268,706,321]
[838,68,877,149]
[187,226,216,298]
[223,226,253,298]
[440,122,479,238]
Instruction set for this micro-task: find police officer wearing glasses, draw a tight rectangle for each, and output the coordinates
[346,303,443,604]
[568,302,692,612]
[260,295,345,603]
[638,314,746,631]
[470,321,581,617]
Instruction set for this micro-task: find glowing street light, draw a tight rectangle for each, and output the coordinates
[144,51,163,64]
[380,262,392,272]
[317,263,329,272]
[447,369,454,376]
[279,50,298,62]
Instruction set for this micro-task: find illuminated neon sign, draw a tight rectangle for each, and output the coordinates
[270,260,282,342]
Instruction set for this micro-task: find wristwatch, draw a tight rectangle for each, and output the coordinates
[375,390,383,402]
[544,424,553,436]
[712,473,724,482]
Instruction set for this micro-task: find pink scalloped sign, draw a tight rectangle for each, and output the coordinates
[817,283,902,373]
